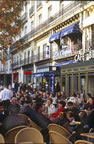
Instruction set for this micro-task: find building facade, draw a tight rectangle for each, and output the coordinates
[1,1,94,96]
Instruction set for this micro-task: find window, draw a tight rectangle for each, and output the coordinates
[28,51,30,62]
[39,14,42,24]
[25,2,27,12]
[48,5,52,18]
[24,25,27,34]
[43,44,47,59]
[24,52,26,64]
[38,46,40,60]
[31,21,34,30]
[31,1,34,6]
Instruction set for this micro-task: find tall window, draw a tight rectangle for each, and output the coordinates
[31,21,34,30]
[28,51,30,63]
[48,5,52,18]
[38,46,40,60]
[43,44,46,59]
[39,14,42,24]
[24,25,27,34]
[25,2,27,12]
[24,52,26,64]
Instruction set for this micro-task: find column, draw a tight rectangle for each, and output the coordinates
[78,71,80,93]
[65,73,68,97]
[86,72,88,95]
[71,73,74,95]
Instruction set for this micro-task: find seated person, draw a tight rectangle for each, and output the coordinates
[3,105,27,133]
[50,100,66,119]
[65,101,80,121]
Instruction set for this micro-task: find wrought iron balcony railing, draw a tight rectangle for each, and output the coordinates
[12,51,51,69]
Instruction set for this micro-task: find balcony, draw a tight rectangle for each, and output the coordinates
[34,51,50,62]
[21,12,28,23]
[37,2,42,9]
[29,6,34,17]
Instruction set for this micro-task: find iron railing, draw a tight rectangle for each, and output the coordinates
[12,51,51,69]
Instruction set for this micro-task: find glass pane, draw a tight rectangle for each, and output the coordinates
[62,76,66,94]
[67,75,71,97]
[80,74,86,96]
[88,72,94,97]
[74,74,78,94]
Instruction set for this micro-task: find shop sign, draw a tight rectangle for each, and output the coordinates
[54,49,71,57]
[24,71,32,75]
[32,73,44,78]
[37,67,49,73]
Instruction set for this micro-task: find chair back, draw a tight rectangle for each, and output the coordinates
[0,134,5,143]
[5,125,28,143]
[49,131,72,144]
[15,127,44,143]
[75,140,93,144]
[48,124,70,138]
[19,113,42,131]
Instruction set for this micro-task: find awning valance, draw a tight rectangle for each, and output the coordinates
[60,22,80,38]
[49,31,61,43]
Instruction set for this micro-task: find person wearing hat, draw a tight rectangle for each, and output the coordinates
[50,100,66,119]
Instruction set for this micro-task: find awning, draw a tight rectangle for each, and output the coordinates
[83,13,94,27]
[32,72,49,78]
[60,22,80,38]
[49,31,61,43]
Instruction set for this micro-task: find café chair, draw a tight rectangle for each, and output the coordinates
[75,140,93,144]
[48,123,71,138]
[49,131,72,144]
[18,113,42,131]
[5,125,28,143]
[0,134,5,143]
[15,127,44,144]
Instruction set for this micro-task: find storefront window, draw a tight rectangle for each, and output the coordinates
[88,72,94,97]
[80,74,86,96]
[62,76,66,93]
[67,75,72,97]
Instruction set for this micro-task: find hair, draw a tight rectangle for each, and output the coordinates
[87,93,92,98]
[47,97,53,104]
[66,111,74,118]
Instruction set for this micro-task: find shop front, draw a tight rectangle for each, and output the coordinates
[32,66,60,94]
[61,59,94,98]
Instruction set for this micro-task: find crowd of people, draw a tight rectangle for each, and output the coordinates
[0,82,94,143]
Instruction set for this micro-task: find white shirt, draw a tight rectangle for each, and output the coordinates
[0,88,13,101]
[48,104,56,116]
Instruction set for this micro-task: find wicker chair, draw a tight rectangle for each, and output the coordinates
[5,125,28,143]
[48,123,71,138]
[0,134,5,143]
[18,113,42,131]
[15,127,44,144]
[49,131,72,144]
[75,140,93,144]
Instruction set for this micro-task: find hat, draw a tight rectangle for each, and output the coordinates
[58,100,66,107]
[67,101,74,106]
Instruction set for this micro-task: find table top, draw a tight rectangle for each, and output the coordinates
[80,132,94,138]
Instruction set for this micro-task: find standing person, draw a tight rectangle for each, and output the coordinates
[0,85,13,101]
[14,82,19,93]
[56,82,61,93]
